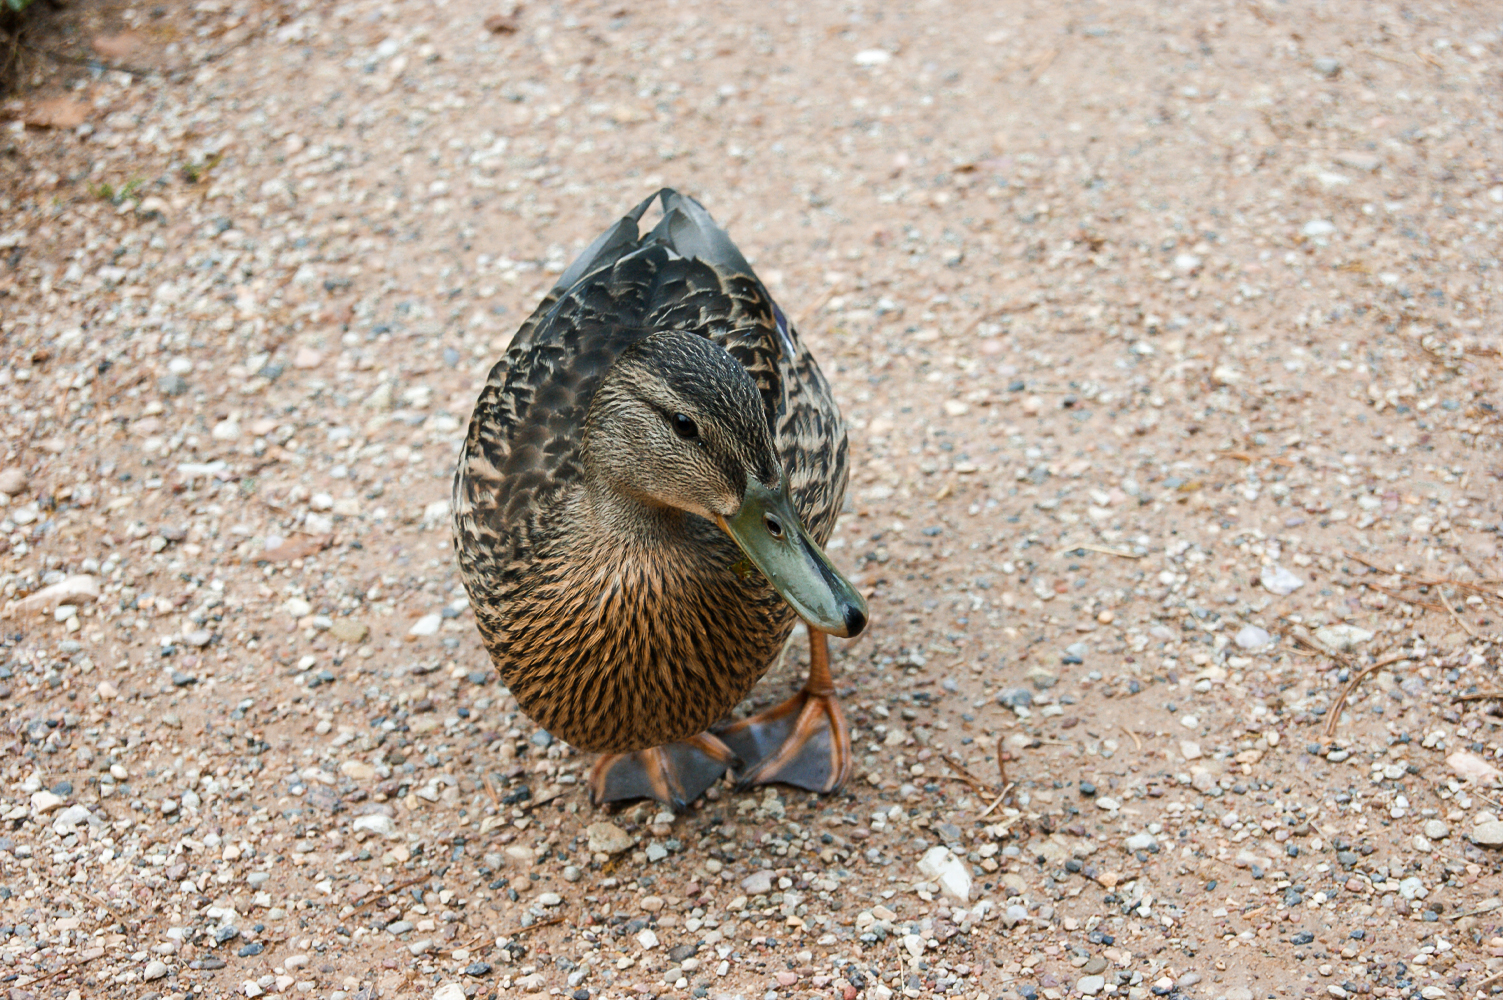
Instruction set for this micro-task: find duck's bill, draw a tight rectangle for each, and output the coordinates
[717,481,869,638]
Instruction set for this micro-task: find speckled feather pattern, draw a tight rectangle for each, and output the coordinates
[452,191,849,753]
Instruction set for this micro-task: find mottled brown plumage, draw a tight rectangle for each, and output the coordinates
[452,190,852,759]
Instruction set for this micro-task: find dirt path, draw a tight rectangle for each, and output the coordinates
[1,2,1500,999]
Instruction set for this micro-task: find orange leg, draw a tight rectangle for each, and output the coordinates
[589,732,741,809]
[714,630,851,794]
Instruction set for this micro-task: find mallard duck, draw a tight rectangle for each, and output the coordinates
[452,189,868,807]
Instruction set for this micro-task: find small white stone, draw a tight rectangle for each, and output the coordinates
[409,613,442,636]
[1315,624,1373,652]
[854,49,891,66]
[1302,219,1337,238]
[1234,625,1270,649]
[211,419,241,441]
[537,892,563,906]
[144,959,170,981]
[1259,564,1304,596]
[1180,741,1203,760]
[30,790,65,814]
[283,597,313,617]
[636,928,659,950]
[1397,876,1427,900]
[917,846,971,902]
[352,814,397,838]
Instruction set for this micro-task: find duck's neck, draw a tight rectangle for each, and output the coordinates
[577,477,694,549]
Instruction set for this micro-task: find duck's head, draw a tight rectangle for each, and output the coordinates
[583,330,868,639]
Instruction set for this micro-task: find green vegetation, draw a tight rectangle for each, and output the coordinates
[90,177,146,206]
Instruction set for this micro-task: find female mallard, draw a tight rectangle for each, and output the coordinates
[453,189,867,808]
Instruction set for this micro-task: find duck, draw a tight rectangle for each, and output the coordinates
[452,189,869,808]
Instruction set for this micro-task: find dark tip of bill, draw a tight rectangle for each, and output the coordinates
[844,605,868,638]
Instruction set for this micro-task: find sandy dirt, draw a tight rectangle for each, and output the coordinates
[1,2,1501,1000]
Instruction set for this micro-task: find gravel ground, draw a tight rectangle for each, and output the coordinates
[1,2,1502,999]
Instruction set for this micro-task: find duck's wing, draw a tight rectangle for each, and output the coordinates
[454,190,848,561]
[634,192,850,546]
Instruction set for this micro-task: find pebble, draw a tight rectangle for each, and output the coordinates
[1001,904,1029,927]
[1313,57,1341,77]
[328,619,369,643]
[917,846,971,902]
[0,467,26,496]
[1259,564,1304,595]
[408,613,442,637]
[587,821,633,855]
[433,984,467,1000]
[352,814,397,838]
[1423,819,1449,840]
[1314,624,1373,652]
[340,761,376,780]
[537,892,563,906]
[1077,975,1105,996]
[1234,625,1270,649]
[30,790,65,814]
[1180,741,1202,760]
[740,870,774,895]
[1470,821,1503,847]
[1397,876,1427,900]
[144,959,170,981]
[1124,833,1158,853]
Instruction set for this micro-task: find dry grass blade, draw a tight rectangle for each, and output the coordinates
[1453,690,1503,702]
[942,753,991,792]
[348,874,432,919]
[1057,543,1142,559]
[1437,588,1482,640]
[510,915,567,937]
[1323,652,1412,741]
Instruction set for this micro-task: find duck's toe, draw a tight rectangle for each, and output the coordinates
[588,733,740,810]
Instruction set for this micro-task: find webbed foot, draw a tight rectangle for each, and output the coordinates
[588,732,740,809]
[715,631,851,794]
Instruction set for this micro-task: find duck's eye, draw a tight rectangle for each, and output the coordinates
[671,413,699,440]
[764,515,784,538]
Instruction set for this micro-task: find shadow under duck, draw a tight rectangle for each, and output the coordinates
[452,189,868,807]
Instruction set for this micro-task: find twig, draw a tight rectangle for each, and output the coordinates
[1453,691,1503,702]
[509,915,566,937]
[15,952,99,989]
[1362,48,1416,69]
[794,288,836,333]
[1360,581,1446,613]
[1344,550,1500,594]
[1323,652,1411,741]
[19,40,158,78]
[941,754,991,793]
[1120,726,1143,751]
[1217,450,1294,468]
[1437,588,1481,640]
[1027,47,1059,84]
[348,873,431,919]
[1057,543,1142,560]
[976,785,1015,819]
[1445,898,1502,922]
